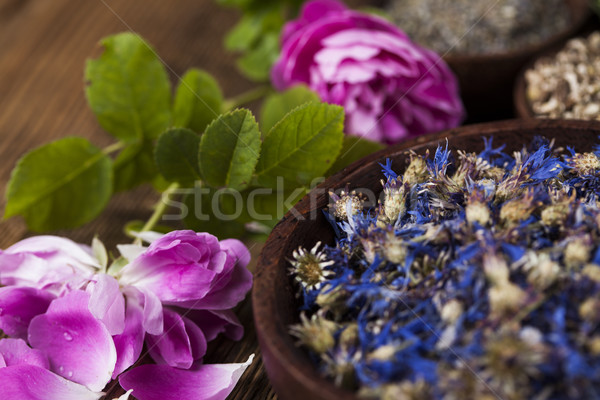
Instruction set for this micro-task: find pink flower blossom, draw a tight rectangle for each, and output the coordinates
[0,230,253,400]
[271,0,465,144]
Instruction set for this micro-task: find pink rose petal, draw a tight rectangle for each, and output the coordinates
[112,296,145,378]
[184,309,244,342]
[0,235,99,289]
[0,338,49,369]
[146,308,206,369]
[0,286,55,339]
[87,273,125,335]
[28,290,116,392]
[0,365,101,400]
[119,354,254,400]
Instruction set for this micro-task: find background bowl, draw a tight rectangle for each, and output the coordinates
[448,0,590,120]
[253,119,600,400]
[514,54,537,119]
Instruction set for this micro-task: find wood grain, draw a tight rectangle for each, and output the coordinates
[0,1,274,399]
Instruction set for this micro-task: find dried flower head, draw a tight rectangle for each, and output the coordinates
[380,180,407,224]
[499,189,537,225]
[289,312,338,354]
[289,242,335,291]
[329,190,365,221]
[524,252,560,290]
[360,379,434,400]
[482,330,547,399]
[568,152,600,176]
[563,235,592,269]
[403,151,429,186]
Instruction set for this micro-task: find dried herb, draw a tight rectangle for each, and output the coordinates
[387,0,570,55]
[289,137,600,399]
[526,32,600,120]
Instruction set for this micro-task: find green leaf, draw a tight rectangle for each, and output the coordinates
[260,85,320,134]
[85,32,171,142]
[173,69,223,134]
[255,102,345,188]
[236,33,280,82]
[327,135,384,175]
[113,139,158,192]
[225,15,263,52]
[155,128,201,184]
[182,186,246,239]
[198,109,261,191]
[5,137,113,231]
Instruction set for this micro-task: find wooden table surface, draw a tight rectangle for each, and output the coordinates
[0,0,275,398]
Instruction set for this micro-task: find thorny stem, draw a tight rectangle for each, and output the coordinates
[223,85,272,110]
[134,182,181,245]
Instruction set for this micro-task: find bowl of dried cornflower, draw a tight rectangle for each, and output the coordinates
[254,119,600,399]
[515,31,600,120]
[381,0,590,117]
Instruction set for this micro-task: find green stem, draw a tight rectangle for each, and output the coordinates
[223,85,272,110]
[134,182,180,244]
[102,141,126,155]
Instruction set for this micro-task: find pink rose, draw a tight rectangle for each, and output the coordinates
[0,230,254,400]
[119,230,252,310]
[271,0,465,144]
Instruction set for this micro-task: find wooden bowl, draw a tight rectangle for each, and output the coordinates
[447,0,590,119]
[514,55,537,119]
[253,119,600,400]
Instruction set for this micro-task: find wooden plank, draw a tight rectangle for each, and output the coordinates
[0,1,275,398]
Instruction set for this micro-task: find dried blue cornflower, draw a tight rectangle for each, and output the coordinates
[287,137,600,398]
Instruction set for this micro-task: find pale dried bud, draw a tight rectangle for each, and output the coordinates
[383,233,407,264]
[579,298,600,324]
[360,237,380,265]
[339,323,359,350]
[316,285,348,317]
[564,238,591,269]
[489,282,527,315]
[366,380,434,400]
[465,201,490,226]
[403,154,429,186]
[541,203,570,226]
[289,313,338,354]
[519,326,543,346]
[569,152,600,176]
[368,344,397,361]
[382,184,406,223]
[527,254,560,290]
[483,253,511,285]
[482,166,506,182]
[500,196,535,225]
[440,299,463,323]
[588,336,600,356]
[582,263,600,282]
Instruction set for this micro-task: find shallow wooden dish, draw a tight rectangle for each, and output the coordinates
[253,119,600,400]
